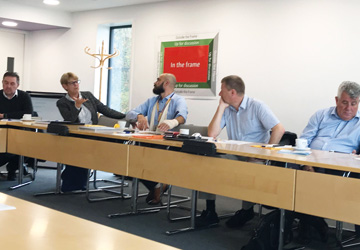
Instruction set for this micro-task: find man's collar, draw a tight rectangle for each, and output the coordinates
[159,92,174,101]
[230,94,248,112]
[2,89,18,100]
[239,94,248,110]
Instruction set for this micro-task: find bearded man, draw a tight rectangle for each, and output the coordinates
[126,73,188,204]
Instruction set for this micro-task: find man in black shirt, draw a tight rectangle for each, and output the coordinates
[0,72,33,180]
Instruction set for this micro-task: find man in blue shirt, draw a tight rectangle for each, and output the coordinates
[126,73,188,204]
[126,73,187,133]
[300,81,360,159]
[196,75,285,227]
[297,81,360,242]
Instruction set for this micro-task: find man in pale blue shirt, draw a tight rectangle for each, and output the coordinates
[126,73,187,132]
[300,81,360,156]
[126,73,188,204]
[297,81,360,242]
[196,75,285,227]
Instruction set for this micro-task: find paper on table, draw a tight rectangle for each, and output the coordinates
[277,149,312,155]
[216,140,250,145]
[1,119,21,122]
[252,145,293,150]
[0,203,15,211]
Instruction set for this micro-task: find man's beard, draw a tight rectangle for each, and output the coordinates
[153,82,165,95]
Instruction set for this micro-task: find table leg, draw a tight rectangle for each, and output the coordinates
[9,155,32,190]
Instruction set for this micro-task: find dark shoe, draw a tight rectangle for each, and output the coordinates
[313,218,328,243]
[297,219,312,245]
[146,189,155,203]
[147,187,161,205]
[195,210,219,227]
[61,185,86,193]
[147,184,168,205]
[355,225,360,237]
[162,184,169,193]
[7,171,16,181]
[226,208,254,228]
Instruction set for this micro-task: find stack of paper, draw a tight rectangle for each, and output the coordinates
[277,149,312,155]
[79,125,118,132]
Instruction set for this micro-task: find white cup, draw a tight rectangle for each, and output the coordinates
[118,120,127,129]
[23,114,32,120]
[179,128,189,135]
[295,139,308,149]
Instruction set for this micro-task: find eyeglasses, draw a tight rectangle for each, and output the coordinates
[68,80,81,85]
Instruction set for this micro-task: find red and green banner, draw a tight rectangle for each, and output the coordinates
[159,35,218,97]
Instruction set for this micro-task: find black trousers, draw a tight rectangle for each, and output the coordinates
[141,179,157,191]
[0,153,19,174]
[61,165,88,192]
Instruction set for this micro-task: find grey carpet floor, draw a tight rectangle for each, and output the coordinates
[0,162,357,250]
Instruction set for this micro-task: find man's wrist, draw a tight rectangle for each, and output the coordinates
[162,119,179,129]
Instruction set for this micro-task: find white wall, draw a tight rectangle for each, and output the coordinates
[23,0,360,136]
[0,29,25,87]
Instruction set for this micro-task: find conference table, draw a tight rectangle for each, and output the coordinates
[2,121,360,248]
[0,121,7,153]
[0,192,179,250]
[4,122,296,211]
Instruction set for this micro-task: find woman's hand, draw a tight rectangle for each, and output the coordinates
[73,97,88,109]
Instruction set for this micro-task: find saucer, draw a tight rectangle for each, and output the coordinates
[20,119,35,122]
[294,147,310,151]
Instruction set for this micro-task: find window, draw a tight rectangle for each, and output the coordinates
[107,25,132,112]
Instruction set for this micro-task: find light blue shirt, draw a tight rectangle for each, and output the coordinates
[300,106,360,153]
[126,92,188,127]
[221,95,280,143]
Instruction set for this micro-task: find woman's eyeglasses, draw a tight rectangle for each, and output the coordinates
[68,80,81,85]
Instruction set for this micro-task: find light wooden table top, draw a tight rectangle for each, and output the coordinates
[4,121,360,173]
[0,193,179,250]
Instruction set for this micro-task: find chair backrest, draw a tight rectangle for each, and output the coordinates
[279,131,297,146]
[175,124,208,136]
[98,115,122,127]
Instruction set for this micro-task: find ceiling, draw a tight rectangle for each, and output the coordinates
[3,0,170,12]
[0,18,63,31]
[0,0,171,31]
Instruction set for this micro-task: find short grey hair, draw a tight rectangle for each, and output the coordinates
[337,81,360,99]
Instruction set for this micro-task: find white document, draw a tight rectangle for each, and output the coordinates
[0,203,16,211]
[217,140,250,145]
